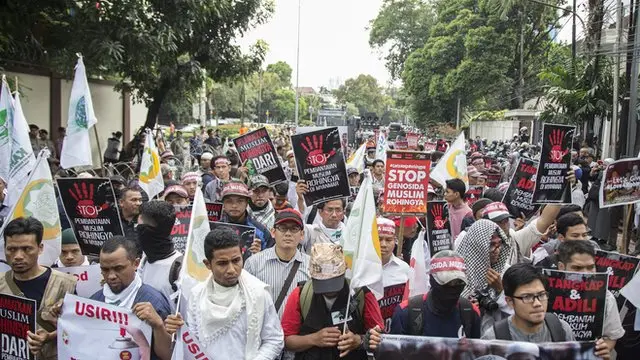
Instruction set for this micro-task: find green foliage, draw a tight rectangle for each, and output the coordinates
[266,61,293,88]
[332,74,392,115]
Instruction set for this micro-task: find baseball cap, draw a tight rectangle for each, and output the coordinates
[249,175,270,190]
[274,209,303,228]
[482,202,513,222]
[377,217,396,237]
[309,243,346,294]
[163,184,189,199]
[221,181,251,199]
[430,250,467,285]
[347,166,359,176]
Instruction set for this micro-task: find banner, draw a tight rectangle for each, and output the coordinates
[595,249,640,309]
[291,127,350,206]
[57,264,102,298]
[0,293,36,360]
[407,133,419,150]
[465,185,484,206]
[57,178,124,257]
[599,158,640,208]
[233,127,287,184]
[57,294,152,360]
[209,221,256,255]
[543,269,607,341]
[502,158,540,219]
[171,205,192,253]
[376,335,598,360]
[533,124,575,204]
[426,201,452,254]
[379,283,405,332]
[205,202,223,222]
[383,151,430,215]
[394,140,408,150]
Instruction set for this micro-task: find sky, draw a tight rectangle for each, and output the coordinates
[239,0,390,90]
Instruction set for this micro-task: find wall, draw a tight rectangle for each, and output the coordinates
[5,72,50,131]
[469,120,521,143]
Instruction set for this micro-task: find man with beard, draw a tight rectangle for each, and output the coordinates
[136,201,183,303]
[1,217,77,360]
[384,250,481,339]
[247,175,276,230]
[164,227,283,359]
[281,243,384,360]
[91,236,173,360]
[119,187,143,244]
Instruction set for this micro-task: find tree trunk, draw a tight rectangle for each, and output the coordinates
[143,78,173,132]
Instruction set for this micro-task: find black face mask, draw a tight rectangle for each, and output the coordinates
[137,223,175,263]
[427,277,465,316]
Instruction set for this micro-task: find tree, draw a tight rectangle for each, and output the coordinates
[0,0,275,131]
[333,74,392,115]
[266,61,293,88]
[369,0,434,80]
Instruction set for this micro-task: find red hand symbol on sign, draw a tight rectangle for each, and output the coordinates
[300,134,335,166]
[548,129,568,163]
[431,204,446,229]
[68,182,108,219]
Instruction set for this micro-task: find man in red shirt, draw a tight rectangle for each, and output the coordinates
[281,243,383,360]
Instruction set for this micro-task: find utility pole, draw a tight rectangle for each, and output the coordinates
[604,0,623,158]
[456,98,461,130]
[518,6,525,108]
[257,71,263,123]
[572,0,577,64]
[627,2,640,157]
[294,0,302,126]
[241,79,246,128]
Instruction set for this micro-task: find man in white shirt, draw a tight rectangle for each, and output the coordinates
[295,181,347,253]
[377,217,410,332]
[165,227,284,359]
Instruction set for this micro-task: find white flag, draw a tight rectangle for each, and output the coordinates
[343,171,384,299]
[178,187,211,298]
[6,92,37,207]
[402,230,430,302]
[138,129,164,199]
[346,143,366,173]
[60,56,97,169]
[376,132,387,161]
[0,77,14,181]
[430,132,468,189]
[3,150,61,265]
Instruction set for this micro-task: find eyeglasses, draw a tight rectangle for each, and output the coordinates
[275,226,302,234]
[322,208,344,215]
[512,291,549,304]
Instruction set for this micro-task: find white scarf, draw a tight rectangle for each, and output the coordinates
[103,273,143,309]
[188,270,267,359]
[319,221,345,244]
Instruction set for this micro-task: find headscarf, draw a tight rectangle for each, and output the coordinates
[457,219,510,299]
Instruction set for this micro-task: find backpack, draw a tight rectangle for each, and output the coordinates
[407,294,476,337]
[299,281,365,321]
[493,313,566,341]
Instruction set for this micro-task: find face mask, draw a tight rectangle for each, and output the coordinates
[137,223,175,263]
[427,276,465,315]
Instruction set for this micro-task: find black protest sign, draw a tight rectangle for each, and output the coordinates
[502,158,541,219]
[205,202,223,222]
[378,283,406,333]
[426,201,452,254]
[209,221,256,254]
[171,205,192,253]
[544,269,607,341]
[595,250,640,309]
[0,293,36,360]
[533,124,575,204]
[233,127,287,184]
[291,127,350,206]
[56,178,124,256]
[600,158,640,208]
[465,185,484,206]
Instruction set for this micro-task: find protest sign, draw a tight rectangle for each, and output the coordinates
[376,335,598,360]
[57,294,152,360]
[543,269,607,340]
[57,264,102,298]
[205,202,223,222]
[533,124,575,204]
[407,133,419,149]
[502,158,541,219]
[424,142,436,152]
[291,127,350,206]
[595,249,640,309]
[56,178,124,256]
[233,127,287,184]
[394,140,408,150]
[426,201,452,254]
[296,126,349,156]
[485,173,501,188]
[599,158,640,208]
[465,185,484,206]
[0,294,36,360]
[170,205,192,253]
[378,283,406,333]
[382,151,430,215]
[209,221,256,255]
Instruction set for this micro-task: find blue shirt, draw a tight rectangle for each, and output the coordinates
[91,284,172,360]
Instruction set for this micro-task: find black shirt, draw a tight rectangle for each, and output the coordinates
[14,267,52,308]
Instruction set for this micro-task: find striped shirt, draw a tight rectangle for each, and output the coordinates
[243,247,310,318]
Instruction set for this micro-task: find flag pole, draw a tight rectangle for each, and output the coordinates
[396,215,405,257]
[94,126,104,169]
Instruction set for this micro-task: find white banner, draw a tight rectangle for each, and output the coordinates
[57,294,152,360]
[57,264,102,298]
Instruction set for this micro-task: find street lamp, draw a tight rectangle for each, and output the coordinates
[294,0,301,126]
